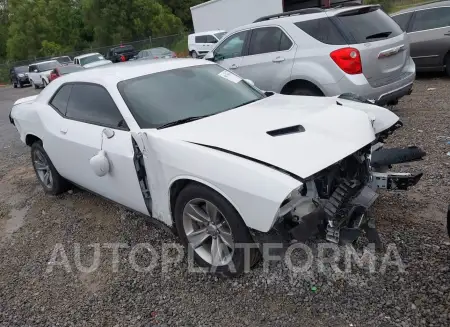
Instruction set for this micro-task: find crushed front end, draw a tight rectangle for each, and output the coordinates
[266,122,426,248]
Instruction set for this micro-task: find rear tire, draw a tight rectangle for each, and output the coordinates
[289,87,323,96]
[191,51,198,59]
[13,82,17,88]
[445,55,450,77]
[31,141,69,195]
[42,79,47,88]
[31,80,39,89]
[174,183,260,277]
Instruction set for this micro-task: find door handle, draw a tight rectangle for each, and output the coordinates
[444,32,450,36]
[229,64,238,69]
[60,127,68,135]
[273,56,285,63]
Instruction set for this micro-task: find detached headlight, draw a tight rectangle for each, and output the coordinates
[18,73,25,77]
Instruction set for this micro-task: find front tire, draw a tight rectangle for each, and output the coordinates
[174,184,260,277]
[31,141,68,195]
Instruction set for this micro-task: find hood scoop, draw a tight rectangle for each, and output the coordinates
[267,125,305,137]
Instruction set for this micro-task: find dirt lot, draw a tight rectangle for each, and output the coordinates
[0,78,449,327]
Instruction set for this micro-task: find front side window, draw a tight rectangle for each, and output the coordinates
[214,30,249,60]
[206,35,218,43]
[248,27,291,55]
[50,84,72,115]
[29,65,37,72]
[117,64,265,129]
[411,7,450,32]
[214,32,227,40]
[65,84,126,129]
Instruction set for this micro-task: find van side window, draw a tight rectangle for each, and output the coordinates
[195,35,207,43]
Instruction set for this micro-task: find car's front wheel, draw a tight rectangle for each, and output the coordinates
[31,141,68,195]
[174,183,260,277]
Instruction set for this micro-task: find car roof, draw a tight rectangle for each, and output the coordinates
[53,58,215,85]
[29,60,59,66]
[392,0,450,15]
[74,52,102,59]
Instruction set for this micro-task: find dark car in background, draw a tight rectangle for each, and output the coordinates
[49,64,84,83]
[9,66,30,88]
[105,45,138,63]
[51,56,73,65]
[134,47,177,60]
[391,0,450,75]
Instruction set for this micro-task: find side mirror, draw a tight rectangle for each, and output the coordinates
[204,52,214,61]
[244,79,255,87]
[103,128,115,139]
[34,69,38,73]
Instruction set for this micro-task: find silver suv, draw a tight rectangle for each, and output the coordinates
[204,5,416,106]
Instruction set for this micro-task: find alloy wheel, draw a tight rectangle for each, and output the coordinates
[33,149,53,189]
[182,198,234,266]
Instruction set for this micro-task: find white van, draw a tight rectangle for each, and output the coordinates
[188,30,227,58]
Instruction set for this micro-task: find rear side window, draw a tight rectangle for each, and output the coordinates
[391,13,413,31]
[248,27,292,55]
[335,7,403,43]
[66,84,127,129]
[410,7,450,32]
[195,35,207,43]
[295,18,347,45]
[50,85,72,115]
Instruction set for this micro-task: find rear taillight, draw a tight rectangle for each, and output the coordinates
[154,56,159,59]
[330,47,362,75]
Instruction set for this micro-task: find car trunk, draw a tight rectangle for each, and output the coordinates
[334,6,409,88]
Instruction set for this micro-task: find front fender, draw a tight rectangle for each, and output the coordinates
[142,133,301,233]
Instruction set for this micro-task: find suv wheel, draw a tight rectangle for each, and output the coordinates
[289,87,323,97]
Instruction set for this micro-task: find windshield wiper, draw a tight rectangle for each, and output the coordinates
[230,99,259,110]
[366,31,392,40]
[157,114,212,129]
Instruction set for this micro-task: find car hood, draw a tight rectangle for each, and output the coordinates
[155,94,399,179]
[83,60,112,68]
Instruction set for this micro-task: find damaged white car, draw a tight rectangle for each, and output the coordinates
[9,59,425,276]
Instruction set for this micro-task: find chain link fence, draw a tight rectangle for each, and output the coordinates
[0,33,190,83]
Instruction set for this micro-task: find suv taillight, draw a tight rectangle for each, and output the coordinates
[330,47,362,75]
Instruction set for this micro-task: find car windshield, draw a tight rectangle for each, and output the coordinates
[150,48,172,56]
[118,64,264,129]
[214,32,226,39]
[38,61,60,71]
[15,66,28,73]
[54,56,71,63]
[59,65,84,74]
[113,46,134,54]
[79,54,104,66]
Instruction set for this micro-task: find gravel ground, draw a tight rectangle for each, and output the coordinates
[0,77,449,327]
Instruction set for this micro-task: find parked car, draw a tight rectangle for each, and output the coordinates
[73,53,112,68]
[204,4,416,106]
[105,45,138,63]
[49,65,84,83]
[10,65,30,88]
[9,59,424,276]
[28,60,62,89]
[134,47,177,60]
[188,30,227,58]
[391,0,450,75]
[51,56,73,65]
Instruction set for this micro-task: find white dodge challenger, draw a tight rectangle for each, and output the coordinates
[9,59,425,276]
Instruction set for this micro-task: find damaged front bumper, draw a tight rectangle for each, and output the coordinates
[258,146,426,249]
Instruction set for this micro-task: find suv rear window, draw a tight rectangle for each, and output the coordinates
[295,18,347,45]
[335,7,403,44]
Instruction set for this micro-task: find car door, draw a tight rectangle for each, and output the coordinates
[28,65,39,84]
[212,30,250,72]
[205,34,219,52]
[407,7,450,70]
[47,82,149,215]
[238,26,296,92]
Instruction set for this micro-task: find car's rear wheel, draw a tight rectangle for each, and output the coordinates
[31,80,39,89]
[191,51,198,59]
[31,141,69,195]
[289,87,323,96]
[42,79,47,87]
[174,183,260,277]
[19,81,23,88]
[12,80,17,88]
